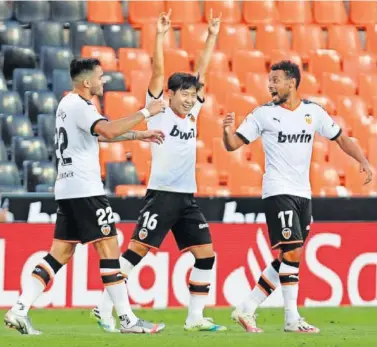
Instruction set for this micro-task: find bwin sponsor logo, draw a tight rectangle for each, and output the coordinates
[170,125,195,140]
[278,130,312,143]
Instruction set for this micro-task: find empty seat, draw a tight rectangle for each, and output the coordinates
[118,48,151,82]
[32,21,65,55]
[25,91,58,125]
[115,184,147,197]
[51,1,86,22]
[0,161,21,190]
[129,70,152,105]
[196,163,220,187]
[104,92,140,120]
[13,69,48,97]
[0,139,7,161]
[70,22,106,56]
[343,54,377,83]
[302,94,336,115]
[218,24,253,56]
[207,72,241,108]
[350,1,377,26]
[1,115,33,147]
[245,73,270,104]
[195,51,229,73]
[0,21,29,48]
[232,50,266,85]
[14,1,50,23]
[166,0,202,26]
[270,50,303,70]
[321,73,357,100]
[181,24,210,59]
[128,0,164,25]
[52,69,73,100]
[2,45,37,80]
[11,136,48,170]
[309,50,341,80]
[40,47,73,83]
[228,162,263,196]
[81,46,117,71]
[23,161,56,192]
[359,74,377,110]
[310,162,341,196]
[243,0,278,25]
[106,161,140,192]
[337,96,369,136]
[298,72,319,94]
[103,72,127,92]
[278,0,313,25]
[366,25,377,55]
[224,93,258,124]
[313,1,348,25]
[0,91,23,115]
[141,23,177,57]
[204,1,241,24]
[37,114,55,153]
[103,24,136,51]
[88,0,123,24]
[164,49,190,78]
[327,26,362,58]
[0,1,13,20]
[197,115,223,148]
[255,24,290,59]
[291,24,326,62]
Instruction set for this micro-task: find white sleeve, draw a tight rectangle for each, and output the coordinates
[145,89,163,106]
[316,106,342,140]
[76,101,107,136]
[235,108,263,144]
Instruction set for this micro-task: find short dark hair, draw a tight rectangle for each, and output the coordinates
[167,73,204,93]
[70,58,101,80]
[271,60,301,89]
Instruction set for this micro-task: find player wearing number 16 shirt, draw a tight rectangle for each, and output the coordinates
[5,58,167,335]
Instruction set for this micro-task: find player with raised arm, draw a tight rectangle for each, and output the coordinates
[92,9,227,333]
[4,58,166,335]
[223,61,373,333]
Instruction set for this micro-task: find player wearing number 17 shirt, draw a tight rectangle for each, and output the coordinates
[223,61,373,334]
[4,58,166,335]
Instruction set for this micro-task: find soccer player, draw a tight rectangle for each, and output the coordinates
[223,61,373,333]
[4,58,167,335]
[92,9,226,332]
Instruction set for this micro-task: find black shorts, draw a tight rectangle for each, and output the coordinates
[131,190,212,251]
[54,195,117,244]
[264,194,312,251]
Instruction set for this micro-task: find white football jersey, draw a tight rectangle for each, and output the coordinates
[236,100,342,199]
[146,91,203,193]
[54,93,107,200]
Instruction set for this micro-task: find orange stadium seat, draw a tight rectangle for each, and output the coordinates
[166,0,202,26]
[243,0,279,25]
[344,161,377,195]
[351,115,373,154]
[318,186,352,197]
[118,48,151,82]
[81,46,117,71]
[197,185,231,197]
[321,73,357,100]
[301,94,336,115]
[277,0,313,25]
[249,138,265,168]
[91,96,102,114]
[128,0,164,25]
[130,70,152,105]
[359,74,377,111]
[164,48,190,78]
[199,93,221,118]
[196,140,210,164]
[331,115,348,135]
[350,1,377,26]
[207,72,241,108]
[218,24,253,56]
[309,50,341,80]
[181,24,210,59]
[197,114,223,148]
[87,0,124,24]
[131,142,151,183]
[270,50,303,70]
[328,137,362,174]
[115,185,147,197]
[255,24,290,60]
[228,162,263,196]
[373,96,377,117]
[292,25,325,63]
[99,142,127,177]
[343,53,377,83]
[366,25,377,55]
[104,92,141,120]
[224,93,258,125]
[313,1,348,26]
[204,1,242,24]
[232,50,266,86]
[141,24,177,57]
[327,26,362,58]
[311,140,328,163]
[195,51,229,73]
[298,72,320,95]
[310,162,341,196]
[245,73,271,104]
[369,121,377,168]
[196,163,220,187]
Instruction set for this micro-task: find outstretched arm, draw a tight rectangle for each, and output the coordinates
[98,129,165,144]
[148,9,172,98]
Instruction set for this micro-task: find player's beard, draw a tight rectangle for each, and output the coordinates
[90,86,103,97]
[273,92,289,105]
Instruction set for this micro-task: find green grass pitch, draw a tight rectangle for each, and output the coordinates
[1,307,376,347]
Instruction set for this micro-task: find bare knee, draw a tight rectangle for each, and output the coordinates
[50,240,76,264]
[129,241,150,257]
[282,247,302,262]
[93,236,120,259]
[190,244,215,259]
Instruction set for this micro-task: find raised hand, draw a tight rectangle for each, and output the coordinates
[223,112,235,133]
[147,99,167,116]
[360,160,373,185]
[208,8,222,36]
[157,9,172,34]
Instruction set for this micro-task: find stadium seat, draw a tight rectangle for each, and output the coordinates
[245,73,270,104]
[248,138,264,168]
[196,163,220,187]
[106,161,141,192]
[327,26,362,58]
[350,1,377,26]
[255,24,290,59]
[99,142,128,177]
[198,93,220,118]
[104,92,140,120]
[40,47,73,84]
[291,25,326,63]
[270,50,303,70]
[204,1,241,24]
[2,45,37,80]
[52,69,73,100]
[23,161,56,192]
[207,72,241,109]
[130,142,151,183]
[369,121,377,168]
[328,137,361,174]
[310,162,341,196]
[366,25,377,55]
[14,1,50,23]
[130,70,152,105]
[197,185,231,197]
[32,21,65,55]
[224,93,258,126]
[228,162,263,196]
[115,184,147,197]
[337,96,369,132]
[309,50,341,80]
[87,0,124,24]
[166,0,202,26]
[0,1,13,20]
[118,48,151,82]
[11,136,48,171]
[141,24,177,57]
[343,54,377,83]
[181,24,210,59]
[195,51,229,73]
[0,139,7,162]
[311,140,328,163]
[81,46,117,71]
[12,69,48,97]
[0,73,6,91]
[359,74,377,111]
[321,73,357,100]
[0,21,29,48]
[218,24,253,56]
[1,114,33,147]
[331,115,348,135]
[51,1,86,22]
[197,115,223,148]
[232,50,266,86]
[302,94,336,115]
[37,114,55,153]
[164,49,190,78]
[103,24,136,51]
[313,1,348,25]
[70,22,106,56]
[0,91,23,115]
[277,0,313,25]
[128,0,164,25]
[373,96,377,117]
[298,72,320,95]
[196,139,210,164]
[243,0,279,25]
[0,161,22,191]
[25,91,58,125]
[103,72,127,92]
